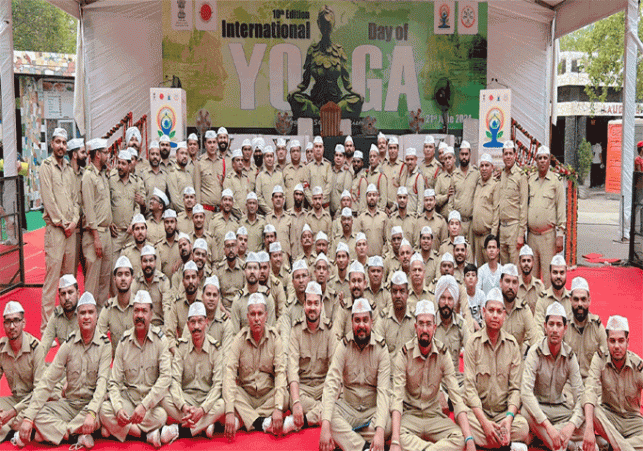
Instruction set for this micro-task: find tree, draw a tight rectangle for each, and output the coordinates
[12,0,77,54]
[559,10,643,103]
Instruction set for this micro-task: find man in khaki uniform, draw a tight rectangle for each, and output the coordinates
[255,145,285,215]
[215,231,246,309]
[229,253,276,334]
[498,141,528,265]
[176,186,196,235]
[534,255,571,332]
[97,256,135,353]
[499,264,541,349]
[328,242,351,300]
[417,228,439,284]
[355,184,388,257]
[208,188,239,263]
[139,143,168,203]
[330,145,354,217]
[66,138,87,278]
[282,141,307,210]
[354,145,389,211]
[99,291,171,447]
[266,186,293,259]
[527,146,566,286]
[381,137,405,211]
[167,142,194,211]
[582,315,643,451]
[194,130,226,213]
[39,127,80,335]
[451,143,480,238]
[223,294,287,439]
[434,146,457,217]
[282,282,336,433]
[131,245,171,327]
[17,293,111,448]
[471,153,500,265]
[239,192,266,253]
[365,256,392,314]
[223,148,254,218]
[40,275,79,357]
[165,260,202,351]
[305,187,332,238]
[146,188,168,245]
[119,213,149,277]
[332,261,371,340]
[158,134,176,174]
[389,188,416,244]
[520,302,584,451]
[517,245,545,314]
[414,189,448,251]
[420,135,442,189]
[0,302,45,443]
[288,185,307,258]
[109,149,144,254]
[463,288,529,449]
[304,136,332,206]
[82,138,114,307]
[400,147,425,215]
[319,298,391,451]
[374,271,415,357]
[390,300,476,451]
[278,259,310,341]
[156,209,180,280]
[162,302,224,440]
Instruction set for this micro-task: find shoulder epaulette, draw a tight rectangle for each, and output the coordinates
[293,316,304,325]
[221,312,229,321]
[401,345,407,355]
[42,158,52,166]
[30,336,39,349]
[153,326,165,338]
[592,316,602,325]
[178,337,189,344]
[376,336,386,347]
[342,337,349,346]
[380,309,386,318]
[101,334,111,344]
[439,342,447,354]
[65,331,77,343]
[637,360,643,372]
[212,337,222,349]
[539,291,547,298]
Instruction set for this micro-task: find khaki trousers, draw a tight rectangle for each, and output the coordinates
[527,229,556,287]
[33,399,96,445]
[499,222,520,265]
[99,396,167,442]
[400,411,464,451]
[233,387,287,431]
[467,410,529,447]
[41,224,77,334]
[594,405,643,451]
[82,229,113,307]
[299,383,323,425]
[471,232,489,267]
[329,399,391,451]
[161,394,225,435]
[521,404,583,449]
[0,396,21,441]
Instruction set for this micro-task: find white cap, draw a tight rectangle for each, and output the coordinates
[292,259,308,272]
[501,264,519,277]
[405,147,417,157]
[420,226,433,236]
[204,275,220,289]
[183,186,196,196]
[257,251,270,263]
[262,145,274,155]
[183,260,198,273]
[114,256,133,271]
[352,298,372,314]
[193,238,208,251]
[369,144,379,155]
[397,186,409,196]
[129,148,139,160]
[302,224,313,234]
[366,183,378,194]
[570,277,590,294]
[438,141,448,150]
[269,242,282,253]
[480,153,493,164]
[354,150,364,160]
[263,224,277,234]
[152,188,169,207]
[130,213,147,226]
[349,261,366,275]
[341,207,353,218]
[133,290,153,305]
[484,287,503,306]
[367,256,384,268]
[377,132,386,140]
[224,231,237,242]
[344,136,354,144]
[340,190,351,200]
[204,130,216,140]
[58,274,77,289]
[52,127,68,140]
[288,139,301,150]
[415,299,435,317]
[188,133,199,141]
[356,232,367,242]
[314,253,329,265]
[503,140,515,149]
[248,292,267,306]
[159,134,171,143]
[545,301,567,320]
[246,192,258,201]
[550,255,567,267]
[149,140,159,149]
[252,137,265,149]
[241,138,252,148]
[76,292,96,308]
[424,189,436,198]
[276,138,286,147]
[335,242,349,256]
[424,135,435,145]
[453,236,466,246]
[443,146,455,156]
[177,141,187,149]
[390,271,408,286]
[313,136,323,144]
[245,252,259,264]
[460,140,471,149]
[440,252,455,264]
[294,184,304,193]
[67,138,84,151]
[388,136,399,146]
[272,185,284,195]
[605,315,629,332]
[141,245,156,257]
[315,231,329,243]
[312,186,323,196]
[410,252,423,264]
[217,127,228,136]
[118,149,132,161]
[3,301,24,316]
[192,204,205,214]
[335,144,345,154]
[519,245,534,257]
[305,142,313,150]
[222,188,234,199]
[305,281,322,296]
[536,146,550,156]
[178,232,191,243]
[236,226,248,236]
[187,301,207,318]
[391,226,403,237]
[448,210,461,222]
[435,275,459,303]
[231,148,243,159]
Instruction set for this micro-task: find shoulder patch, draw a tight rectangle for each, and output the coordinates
[154,327,165,338]
[637,361,643,372]
[401,345,407,355]
[213,339,222,350]
[66,331,77,343]
[101,334,111,344]
[342,337,349,347]
[178,337,189,344]
[380,309,387,318]
[30,336,39,349]
[539,291,547,298]
[221,312,229,321]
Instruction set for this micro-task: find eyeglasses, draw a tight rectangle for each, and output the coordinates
[3,318,23,327]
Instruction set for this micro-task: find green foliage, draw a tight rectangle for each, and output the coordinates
[12,0,77,54]
[577,138,593,184]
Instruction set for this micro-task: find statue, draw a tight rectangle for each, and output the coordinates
[288,5,363,119]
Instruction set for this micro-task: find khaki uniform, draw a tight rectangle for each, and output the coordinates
[365,285,391,316]
[267,274,287,319]
[223,171,254,218]
[207,212,239,262]
[167,165,193,212]
[422,251,440,287]
[40,307,77,357]
[392,337,467,451]
[146,216,165,246]
[0,333,45,440]
[382,158,405,208]
[190,230,215,263]
[72,165,85,277]
[155,234,180,281]
[229,285,276,334]
[498,165,528,265]
[194,154,226,209]
[354,167,388,211]
[388,210,416,244]
[181,308,234,354]
[215,258,245,309]
[239,215,266,253]
[288,208,307,258]
[438,238,472,264]
[23,330,111,444]
[330,167,353,216]
[452,166,480,238]
[255,168,285,215]
[223,326,287,429]
[435,313,470,376]
[119,242,145,277]
[502,298,541,350]
[520,338,584,449]
[39,156,80,335]
[463,328,529,446]
[583,350,643,451]
[534,287,571,334]
[287,315,336,424]
[97,295,134,353]
[471,177,500,265]
[282,163,307,210]
[420,159,442,189]
[82,163,114,306]
[304,159,332,205]
[564,313,607,379]
[434,169,455,217]
[331,296,377,341]
[400,167,426,215]
[109,173,143,253]
[131,270,172,326]
[328,272,350,302]
[331,233,357,261]
[266,211,293,257]
[356,209,388,257]
[176,211,195,235]
[373,305,415,357]
[527,170,566,285]
[165,293,203,350]
[518,275,545,315]
[164,335,225,435]
[99,326,171,442]
[407,285,434,313]
[139,166,168,202]
[304,209,332,239]
[278,295,305,345]
[414,211,448,251]
[321,333,391,450]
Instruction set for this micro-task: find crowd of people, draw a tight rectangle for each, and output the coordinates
[0,126,639,451]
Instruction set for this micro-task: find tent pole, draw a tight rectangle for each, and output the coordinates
[0,0,17,177]
[621,0,639,240]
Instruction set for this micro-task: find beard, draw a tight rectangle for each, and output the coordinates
[354,330,370,347]
[439,305,452,321]
[418,332,432,348]
[77,157,87,168]
[572,306,588,323]
[551,278,566,291]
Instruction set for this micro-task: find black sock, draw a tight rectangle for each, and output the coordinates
[252,417,265,431]
[303,416,309,429]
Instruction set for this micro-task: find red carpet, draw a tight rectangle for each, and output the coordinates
[0,229,640,450]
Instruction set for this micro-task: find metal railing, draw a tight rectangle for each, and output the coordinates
[629,171,643,268]
[0,176,25,295]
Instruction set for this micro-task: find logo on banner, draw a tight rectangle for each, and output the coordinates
[171,0,193,30]
[434,1,455,35]
[157,105,177,140]
[483,107,504,148]
[458,2,478,35]
[196,0,217,31]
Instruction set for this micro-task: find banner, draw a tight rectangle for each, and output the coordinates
[150,88,187,148]
[162,0,487,131]
[478,88,511,166]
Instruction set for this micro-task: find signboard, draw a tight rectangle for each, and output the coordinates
[150,88,187,147]
[478,88,511,166]
[162,0,487,131]
[606,121,622,194]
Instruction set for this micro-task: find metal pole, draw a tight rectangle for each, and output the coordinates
[621,0,640,240]
[0,0,17,178]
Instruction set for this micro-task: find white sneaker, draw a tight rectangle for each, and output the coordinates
[261,417,272,433]
[205,423,215,439]
[69,434,94,450]
[11,432,25,448]
[510,442,528,451]
[146,428,162,449]
[282,415,296,435]
[595,436,609,451]
[160,424,179,445]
